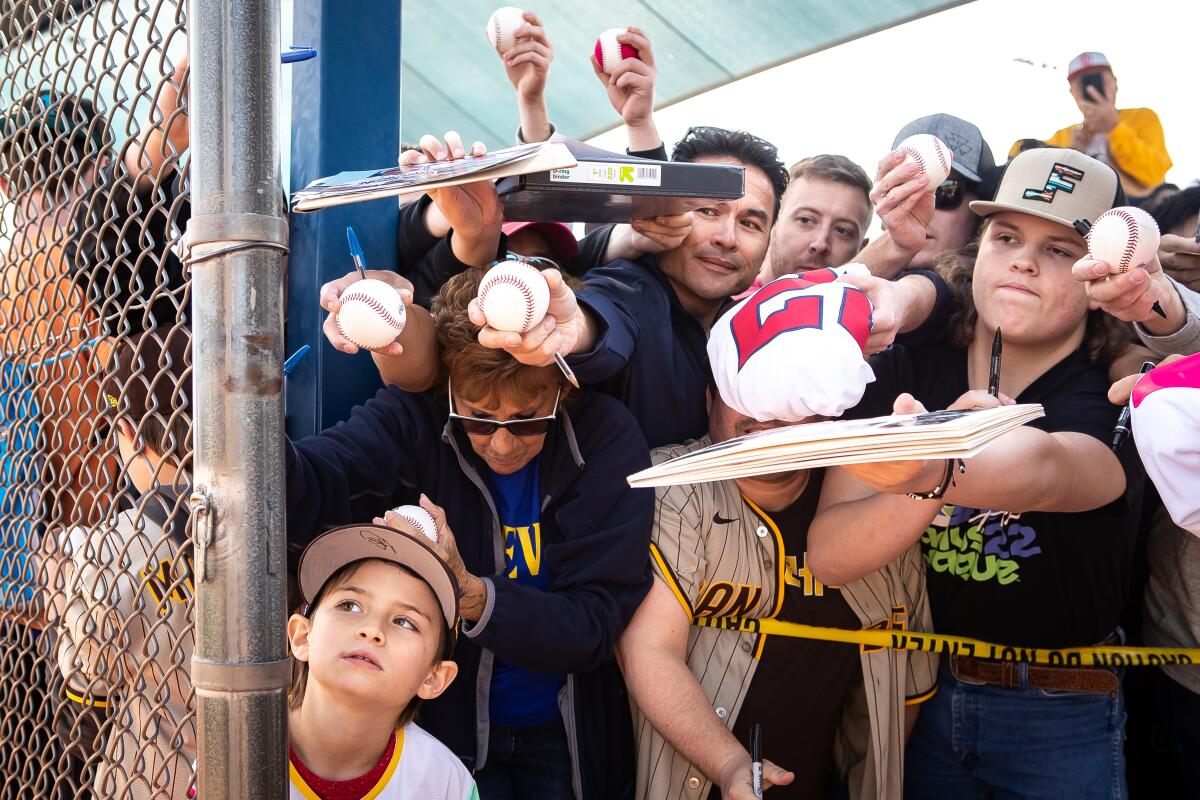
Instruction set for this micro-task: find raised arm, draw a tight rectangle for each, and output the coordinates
[124,53,189,193]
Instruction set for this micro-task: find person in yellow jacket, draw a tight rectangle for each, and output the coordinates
[1013,51,1172,200]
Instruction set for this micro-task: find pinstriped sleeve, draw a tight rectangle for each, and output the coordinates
[901,543,939,703]
[650,480,707,623]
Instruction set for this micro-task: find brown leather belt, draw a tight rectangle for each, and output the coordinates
[949,633,1122,694]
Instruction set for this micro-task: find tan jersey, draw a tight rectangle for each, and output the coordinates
[636,437,937,800]
[55,489,196,800]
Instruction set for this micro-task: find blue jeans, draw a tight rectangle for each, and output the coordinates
[906,664,1127,799]
[474,717,574,800]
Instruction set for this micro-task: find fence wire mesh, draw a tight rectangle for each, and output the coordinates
[0,1,194,796]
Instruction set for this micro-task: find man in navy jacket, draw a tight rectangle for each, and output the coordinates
[286,267,653,799]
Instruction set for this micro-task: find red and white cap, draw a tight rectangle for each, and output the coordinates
[501,221,579,261]
[1131,352,1200,537]
[1067,51,1111,81]
[707,267,875,422]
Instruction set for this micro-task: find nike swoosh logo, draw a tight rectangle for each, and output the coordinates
[713,512,737,525]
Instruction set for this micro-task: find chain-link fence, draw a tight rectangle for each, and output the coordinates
[0,1,195,796]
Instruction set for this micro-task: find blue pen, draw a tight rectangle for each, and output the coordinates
[281,45,317,64]
[283,345,311,376]
[346,227,368,280]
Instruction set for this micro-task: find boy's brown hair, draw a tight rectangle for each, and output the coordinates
[103,325,192,465]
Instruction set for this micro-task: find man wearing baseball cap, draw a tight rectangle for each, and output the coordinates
[619,271,940,800]
[857,114,998,278]
[807,146,1145,798]
[1016,52,1171,201]
[288,520,479,798]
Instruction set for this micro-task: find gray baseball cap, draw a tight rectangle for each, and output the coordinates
[892,113,995,184]
[969,147,1120,231]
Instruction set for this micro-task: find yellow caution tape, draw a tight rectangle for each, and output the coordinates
[693,616,1200,667]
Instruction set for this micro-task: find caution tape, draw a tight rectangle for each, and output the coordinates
[693,616,1200,667]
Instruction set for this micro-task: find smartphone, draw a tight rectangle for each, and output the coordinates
[1080,72,1106,101]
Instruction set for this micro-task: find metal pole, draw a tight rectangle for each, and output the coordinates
[188,0,290,796]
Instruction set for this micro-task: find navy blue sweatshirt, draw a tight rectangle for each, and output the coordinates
[286,386,652,798]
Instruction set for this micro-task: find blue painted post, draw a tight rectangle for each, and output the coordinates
[287,0,402,437]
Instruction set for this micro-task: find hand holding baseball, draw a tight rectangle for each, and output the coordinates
[591,27,656,129]
[869,149,936,256]
[498,10,553,102]
[470,267,588,366]
[1072,255,1177,328]
[320,270,413,355]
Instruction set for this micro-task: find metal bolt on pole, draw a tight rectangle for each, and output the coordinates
[188,0,290,795]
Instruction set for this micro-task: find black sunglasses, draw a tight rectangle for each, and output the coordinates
[935,178,967,211]
[447,378,560,437]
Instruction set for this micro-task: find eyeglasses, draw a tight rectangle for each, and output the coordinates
[447,378,560,437]
[935,178,967,211]
[500,253,560,271]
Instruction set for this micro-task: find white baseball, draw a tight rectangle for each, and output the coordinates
[896,133,953,191]
[335,279,406,351]
[391,504,439,544]
[1087,206,1161,274]
[477,260,550,333]
[485,6,526,54]
[594,27,639,74]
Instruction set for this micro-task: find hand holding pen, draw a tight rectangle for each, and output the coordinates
[1111,361,1156,451]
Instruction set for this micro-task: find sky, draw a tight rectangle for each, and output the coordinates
[586,0,1198,233]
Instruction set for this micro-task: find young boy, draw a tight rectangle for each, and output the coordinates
[53,324,196,799]
[289,520,478,799]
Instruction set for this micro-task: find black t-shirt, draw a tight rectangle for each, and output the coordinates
[860,336,1144,648]
[712,470,862,800]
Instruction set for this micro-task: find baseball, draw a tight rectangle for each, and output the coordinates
[896,133,952,191]
[477,260,550,333]
[1087,206,1161,274]
[335,279,406,351]
[594,27,641,74]
[485,6,526,54]
[391,504,439,544]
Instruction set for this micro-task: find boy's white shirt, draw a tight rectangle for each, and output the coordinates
[289,721,479,800]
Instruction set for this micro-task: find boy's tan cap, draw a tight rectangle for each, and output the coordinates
[298,522,460,632]
[969,147,1119,231]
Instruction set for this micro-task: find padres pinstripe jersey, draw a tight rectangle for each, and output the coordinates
[637,437,937,800]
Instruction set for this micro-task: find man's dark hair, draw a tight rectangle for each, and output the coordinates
[671,126,788,222]
[1148,184,1199,233]
[0,90,111,196]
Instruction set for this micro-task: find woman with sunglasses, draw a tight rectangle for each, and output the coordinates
[286,264,654,800]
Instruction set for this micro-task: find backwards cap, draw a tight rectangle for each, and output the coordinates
[707,266,875,422]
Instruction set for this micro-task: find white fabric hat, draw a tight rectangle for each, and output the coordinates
[1132,353,1200,537]
[708,267,875,422]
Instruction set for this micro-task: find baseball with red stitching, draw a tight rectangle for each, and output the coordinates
[1087,206,1161,274]
[477,260,550,333]
[335,278,407,350]
[391,504,439,544]
[485,6,526,54]
[896,133,953,192]
[594,27,642,74]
